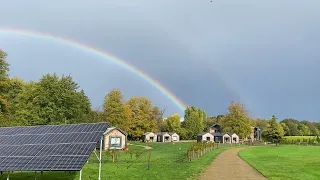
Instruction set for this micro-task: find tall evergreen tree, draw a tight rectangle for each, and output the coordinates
[265,115,284,146]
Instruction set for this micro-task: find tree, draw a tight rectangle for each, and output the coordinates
[298,123,311,136]
[281,119,301,136]
[163,114,181,132]
[0,50,9,80]
[221,101,251,139]
[182,106,206,139]
[265,115,284,146]
[301,121,319,136]
[14,74,91,125]
[152,106,165,132]
[125,97,157,139]
[103,89,127,127]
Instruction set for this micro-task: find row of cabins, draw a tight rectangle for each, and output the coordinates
[197,132,239,143]
[102,124,261,150]
[142,132,180,143]
[101,127,180,150]
[197,124,262,143]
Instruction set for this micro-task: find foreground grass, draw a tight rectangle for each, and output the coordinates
[239,145,320,180]
[0,142,239,180]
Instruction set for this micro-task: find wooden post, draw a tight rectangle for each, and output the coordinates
[147,152,152,170]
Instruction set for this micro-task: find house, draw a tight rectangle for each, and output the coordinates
[103,127,127,150]
[228,132,240,143]
[245,126,262,142]
[197,132,214,142]
[208,124,222,134]
[212,132,231,143]
[254,127,262,141]
[157,132,179,142]
[142,132,157,142]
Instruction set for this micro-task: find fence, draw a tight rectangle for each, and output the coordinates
[187,142,240,161]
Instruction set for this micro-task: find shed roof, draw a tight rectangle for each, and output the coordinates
[197,132,211,136]
[211,132,230,137]
[157,132,178,136]
[143,132,156,135]
[103,127,127,136]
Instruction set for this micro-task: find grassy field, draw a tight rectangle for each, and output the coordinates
[239,145,320,180]
[0,142,238,180]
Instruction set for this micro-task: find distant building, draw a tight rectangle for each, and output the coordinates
[228,133,240,143]
[156,132,179,142]
[208,124,222,134]
[142,132,157,142]
[197,123,240,144]
[197,132,214,142]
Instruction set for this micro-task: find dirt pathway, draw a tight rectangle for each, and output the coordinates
[128,143,152,149]
[199,147,267,180]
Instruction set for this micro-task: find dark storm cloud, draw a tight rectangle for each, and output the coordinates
[1,0,320,120]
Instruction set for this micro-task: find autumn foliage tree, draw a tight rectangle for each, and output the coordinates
[221,101,251,139]
[103,89,127,127]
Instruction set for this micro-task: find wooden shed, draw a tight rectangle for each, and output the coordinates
[103,127,127,150]
[157,132,179,142]
[142,132,157,142]
[228,133,240,143]
[212,132,231,143]
[197,132,214,142]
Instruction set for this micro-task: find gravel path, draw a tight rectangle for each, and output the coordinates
[199,147,267,180]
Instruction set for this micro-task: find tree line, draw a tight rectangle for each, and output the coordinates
[0,49,318,142]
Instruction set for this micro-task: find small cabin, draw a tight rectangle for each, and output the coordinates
[212,132,231,143]
[157,132,179,142]
[142,132,157,142]
[228,133,240,143]
[103,127,127,150]
[197,132,214,142]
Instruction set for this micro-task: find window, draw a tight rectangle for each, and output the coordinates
[110,137,121,148]
[206,137,211,141]
[172,136,177,141]
[165,136,170,141]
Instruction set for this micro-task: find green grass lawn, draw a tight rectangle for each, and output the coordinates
[0,142,239,180]
[239,145,320,180]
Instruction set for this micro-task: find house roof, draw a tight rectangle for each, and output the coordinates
[157,132,177,136]
[226,132,238,136]
[197,132,211,136]
[209,123,221,130]
[143,132,155,135]
[211,132,230,137]
[103,127,127,136]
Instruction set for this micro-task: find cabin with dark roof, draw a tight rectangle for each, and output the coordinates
[211,132,231,143]
[156,132,179,142]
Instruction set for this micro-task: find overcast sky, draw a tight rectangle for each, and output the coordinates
[1,0,320,121]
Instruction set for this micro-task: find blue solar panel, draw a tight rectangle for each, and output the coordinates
[0,122,108,171]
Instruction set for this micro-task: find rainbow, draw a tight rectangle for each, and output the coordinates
[0,27,187,112]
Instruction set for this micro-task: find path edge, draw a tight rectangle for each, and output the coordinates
[195,146,246,180]
[238,147,269,179]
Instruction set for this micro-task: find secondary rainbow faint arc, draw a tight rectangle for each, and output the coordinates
[0,27,187,112]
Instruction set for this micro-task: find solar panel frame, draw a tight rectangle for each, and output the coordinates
[0,122,107,172]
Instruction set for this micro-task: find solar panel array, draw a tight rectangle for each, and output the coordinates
[0,123,108,171]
